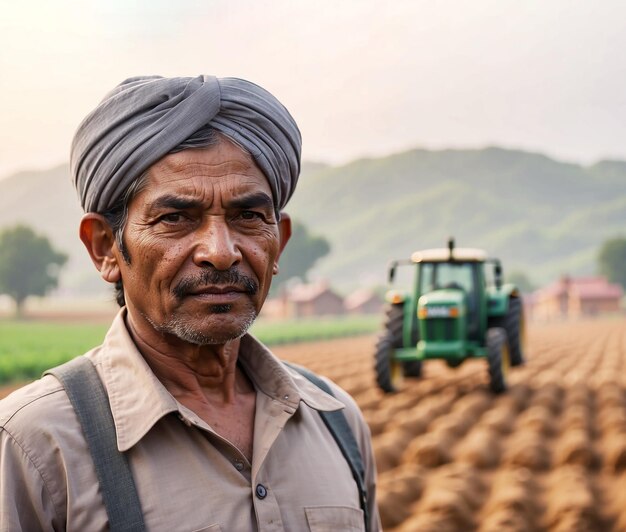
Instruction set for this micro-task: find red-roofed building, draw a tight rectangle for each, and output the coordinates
[531,276,623,320]
[343,289,384,314]
[288,281,345,318]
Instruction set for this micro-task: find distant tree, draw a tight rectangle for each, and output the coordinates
[0,225,68,318]
[598,237,626,289]
[506,270,536,294]
[273,220,331,291]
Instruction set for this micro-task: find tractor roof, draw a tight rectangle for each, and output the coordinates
[411,247,487,263]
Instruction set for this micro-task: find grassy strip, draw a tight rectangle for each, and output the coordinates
[251,314,379,345]
[0,315,380,385]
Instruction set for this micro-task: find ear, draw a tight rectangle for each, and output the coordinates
[273,212,292,275]
[79,213,122,284]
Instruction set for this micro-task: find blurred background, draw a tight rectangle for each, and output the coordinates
[1,0,625,308]
[1,0,625,319]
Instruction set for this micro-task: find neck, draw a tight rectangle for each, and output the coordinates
[125,311,251,405]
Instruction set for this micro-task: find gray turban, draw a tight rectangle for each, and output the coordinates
[70,75,302,213]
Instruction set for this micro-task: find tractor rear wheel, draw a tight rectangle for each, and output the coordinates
[486,327,510,394]
[374,335,403,393]
[502,297,526,366]
[383,303,422,378]
[384,303,404,348]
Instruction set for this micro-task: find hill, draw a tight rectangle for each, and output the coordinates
[287,147,626,290]
[0,147,624,295]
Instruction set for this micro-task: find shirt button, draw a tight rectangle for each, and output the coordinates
[255,484,268,499]
[234,460,244,471]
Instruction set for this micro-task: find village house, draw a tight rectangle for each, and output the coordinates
[288,281,345,318]
[531,275,623,320]
[343,288,384,315]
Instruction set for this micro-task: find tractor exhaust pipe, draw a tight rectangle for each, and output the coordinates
[448,237,455,261]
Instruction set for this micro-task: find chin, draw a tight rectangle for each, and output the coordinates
[160,309,258,346]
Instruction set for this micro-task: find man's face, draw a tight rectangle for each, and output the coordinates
[115,139,287,345]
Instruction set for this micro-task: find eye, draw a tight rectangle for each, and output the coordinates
[159,212,186,224]
[240,211,262,221]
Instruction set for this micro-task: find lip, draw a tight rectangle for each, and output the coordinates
[191,285,246,295]
[186,285,247,302]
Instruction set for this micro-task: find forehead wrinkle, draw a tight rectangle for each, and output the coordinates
[161,172,270,193]
[150,160,258,181]
[142,142,273,206]
[153,140,257,175]
[141,173,273,212]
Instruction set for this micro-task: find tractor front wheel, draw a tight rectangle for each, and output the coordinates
[486,327,510,394]
[374,335,403,393]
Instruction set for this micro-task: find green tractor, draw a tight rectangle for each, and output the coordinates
[374,239,525,394]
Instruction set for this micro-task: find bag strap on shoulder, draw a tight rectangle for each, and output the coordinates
[45,357,146,532]
[283,361,369,532]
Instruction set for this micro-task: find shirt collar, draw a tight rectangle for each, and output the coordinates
[237,334,345,412]
[93,309,179,452]
[94,309,344,452]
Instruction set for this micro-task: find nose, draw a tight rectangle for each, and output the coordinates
[192,218,242,270]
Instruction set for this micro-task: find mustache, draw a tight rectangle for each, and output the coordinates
[172,268,258,300]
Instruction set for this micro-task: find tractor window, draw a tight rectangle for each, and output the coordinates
[419,263,436,293]
[433,263,474,293]
[483,263,495,288]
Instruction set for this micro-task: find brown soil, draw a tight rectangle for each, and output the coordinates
[0,382,27,399]
[271,317,626,531]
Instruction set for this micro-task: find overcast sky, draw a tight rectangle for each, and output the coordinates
[1,0,625,179]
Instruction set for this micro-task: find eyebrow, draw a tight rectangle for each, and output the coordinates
[151,195,203,211]
[228,192,274,211]
[149,192,274,212]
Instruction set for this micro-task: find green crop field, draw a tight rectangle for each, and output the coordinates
[0,322,110,384]
[0,315,380,385]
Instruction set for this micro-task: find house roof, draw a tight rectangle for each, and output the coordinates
[289,282,341,303]
[534,276,623,301]
[571,280,623,300]
[344,289,383,310]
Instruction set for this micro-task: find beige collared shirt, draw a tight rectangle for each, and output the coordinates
[0,311,380,531]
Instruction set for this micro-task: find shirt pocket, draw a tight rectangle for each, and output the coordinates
[305,506,365,532]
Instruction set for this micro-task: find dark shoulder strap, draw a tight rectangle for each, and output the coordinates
[45,357,146,532]
[283,361,369,532]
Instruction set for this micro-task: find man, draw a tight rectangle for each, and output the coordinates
[0,76,380,531]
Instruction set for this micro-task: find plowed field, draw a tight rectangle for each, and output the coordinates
[273,317,626,531]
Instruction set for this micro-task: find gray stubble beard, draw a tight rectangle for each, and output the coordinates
[143,306,258,345]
